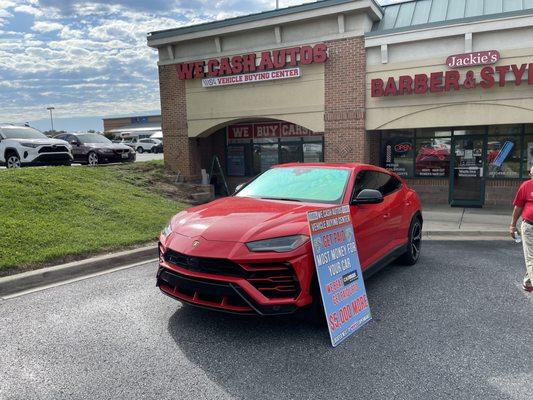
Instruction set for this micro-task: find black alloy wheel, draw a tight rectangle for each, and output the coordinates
[398,217,422,266]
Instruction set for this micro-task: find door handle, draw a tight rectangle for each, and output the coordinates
[383,213,390,219]
[405,201,411,206]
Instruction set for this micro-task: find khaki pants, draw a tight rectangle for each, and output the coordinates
[521,221,533,283]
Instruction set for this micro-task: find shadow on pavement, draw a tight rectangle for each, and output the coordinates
[167,242,532,399]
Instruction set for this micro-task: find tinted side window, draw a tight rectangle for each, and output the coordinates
[353,170,401,197]
[380,174,402,196]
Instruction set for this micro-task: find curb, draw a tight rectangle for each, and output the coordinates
[423,230,508,237]
[0,244,158,298]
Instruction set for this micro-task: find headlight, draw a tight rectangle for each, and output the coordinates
[161,222,173,238]
[98,148,114,153]
[246,235,309,253]
[21,143,39,148]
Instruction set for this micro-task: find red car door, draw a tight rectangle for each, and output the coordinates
[349,170,393,270]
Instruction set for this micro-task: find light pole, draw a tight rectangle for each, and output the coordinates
[46,106,55,132]
[276,0,279,9]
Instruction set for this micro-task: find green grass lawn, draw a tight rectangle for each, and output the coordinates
[0,161,188,274]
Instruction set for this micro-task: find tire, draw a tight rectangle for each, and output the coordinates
[137,147,144,154]
[397,216,422,266]
[5,152,21,169]
[87,151,99,167]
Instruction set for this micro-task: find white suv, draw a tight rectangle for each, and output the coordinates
[122,138,161,153]
[0,124,73,168]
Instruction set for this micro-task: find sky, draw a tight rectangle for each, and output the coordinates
[0,0,396,132]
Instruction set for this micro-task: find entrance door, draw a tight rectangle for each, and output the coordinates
[450,135,486,207]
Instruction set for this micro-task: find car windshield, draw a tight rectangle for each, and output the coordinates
[1,127,47,140]
[236,167,351,204]
[78,134,111,144]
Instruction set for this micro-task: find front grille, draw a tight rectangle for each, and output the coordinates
[246,263,301,299]
[164,249,246,277]
[38,145,69,153]
[163,249,300,299]
[114,149,130,155]
[158,269,253,312]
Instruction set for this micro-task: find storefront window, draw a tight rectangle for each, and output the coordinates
[522,125,533,176]
[381,131,414,178]
[228,124,324,176]
[415,135,451,177]
[487,136,521,179]
[253,138,279,174]
[303,136,324,162]
[227,145,246,176]
[486,125,521,179]
[280,138,301,164]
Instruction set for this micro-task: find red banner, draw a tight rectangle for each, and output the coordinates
[228,122,314,140]
[227,124,253,139]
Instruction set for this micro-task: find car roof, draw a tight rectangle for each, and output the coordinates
[0,124,38,129]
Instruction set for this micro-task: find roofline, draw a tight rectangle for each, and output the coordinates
[147,0,383,43]
[102,114,161,121]
[366,7,533,37]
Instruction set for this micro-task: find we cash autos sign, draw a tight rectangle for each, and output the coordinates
[307,205,372,347]
[371,49,533,97]
[174,44,328,87]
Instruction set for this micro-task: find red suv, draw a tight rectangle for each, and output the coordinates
[157,163,422,315]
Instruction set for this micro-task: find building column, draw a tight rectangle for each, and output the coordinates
[158,64,201,181]
[324,36,368,163]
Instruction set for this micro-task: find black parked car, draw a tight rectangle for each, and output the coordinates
[54,133,135,166]
[152,141,163,153]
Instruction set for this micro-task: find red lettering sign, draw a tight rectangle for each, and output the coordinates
[176,44,328,80]
[254,123,280,138]
[280,122,311,137]
[371,63,533,97]
[228,122,315,140]
[227,124,253,139]
[446,50,500,68]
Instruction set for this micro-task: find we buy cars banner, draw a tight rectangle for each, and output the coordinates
[307,205,372,347]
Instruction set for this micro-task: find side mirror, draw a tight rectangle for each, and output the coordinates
[70,140,79,146]
[352,189,383,205]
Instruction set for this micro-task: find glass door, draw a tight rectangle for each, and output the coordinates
[449,135,486,207]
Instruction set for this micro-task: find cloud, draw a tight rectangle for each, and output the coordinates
[32,21,63,32]
[0,0,319,124]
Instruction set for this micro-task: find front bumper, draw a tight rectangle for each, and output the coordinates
[157,235,314,315]
[23,153,73,165]
[98,152,136,163]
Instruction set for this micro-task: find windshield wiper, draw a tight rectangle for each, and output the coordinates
[260,197,302,202]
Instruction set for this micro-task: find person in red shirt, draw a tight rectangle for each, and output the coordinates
[511,167,533,292]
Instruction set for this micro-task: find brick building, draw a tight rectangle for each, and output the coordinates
[147,0,533,207]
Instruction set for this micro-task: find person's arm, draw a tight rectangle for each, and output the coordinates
[510,206,523,238]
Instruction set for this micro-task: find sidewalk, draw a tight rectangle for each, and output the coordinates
[422,205,511,237]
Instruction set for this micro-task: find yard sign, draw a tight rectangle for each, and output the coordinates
[307,205,372,347]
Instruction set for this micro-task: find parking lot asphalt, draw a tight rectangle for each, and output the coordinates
[1,240,531,400]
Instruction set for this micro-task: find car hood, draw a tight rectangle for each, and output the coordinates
[18,138,69,146]
[171,196,332,243]
[85,143,131,150]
